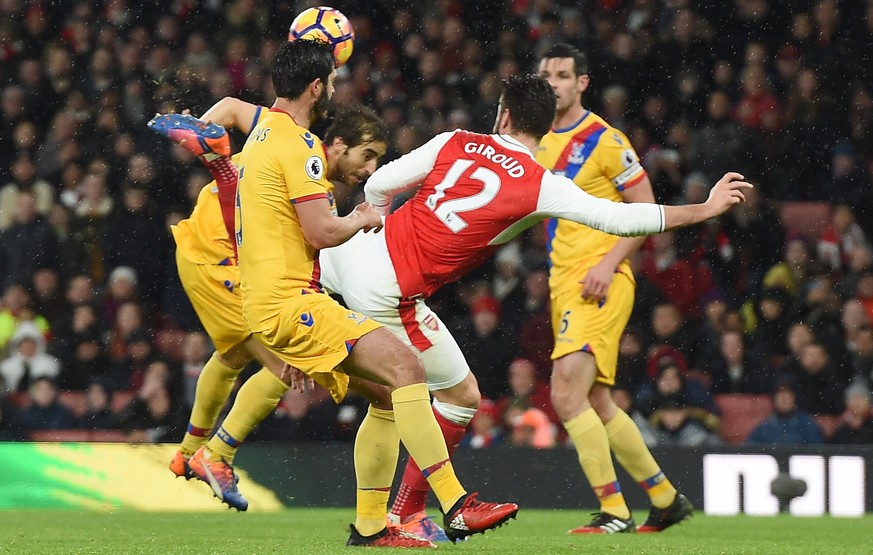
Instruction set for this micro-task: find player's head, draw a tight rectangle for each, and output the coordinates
[537,43,590,115]
[271,39,336,123]
[324,103,389,186]
[493,74,556,141]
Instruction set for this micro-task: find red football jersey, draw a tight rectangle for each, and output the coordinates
[366,130,666,300]
[381,131,544,298]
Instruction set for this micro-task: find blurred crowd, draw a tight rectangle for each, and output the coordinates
[2,0,873,447]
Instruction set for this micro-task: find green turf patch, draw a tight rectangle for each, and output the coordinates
[1,508,872,554]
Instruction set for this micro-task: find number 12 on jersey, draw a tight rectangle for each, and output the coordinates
[425,159,501,232]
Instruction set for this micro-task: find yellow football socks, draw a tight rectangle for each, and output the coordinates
[605,410,677,508]
[354,406,400,536]
[180,353,241,457]
[205,367,288,463]
[564,408,630,519]
[391,383,466,513]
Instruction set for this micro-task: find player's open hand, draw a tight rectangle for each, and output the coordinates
[281,363,314,391]
[705,172,753,217]
[352,202,384,233]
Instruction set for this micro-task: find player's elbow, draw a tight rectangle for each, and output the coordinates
[303,230,332,250]
[363,187,383,205]
[303,226,344,250]
[205,97,246,129]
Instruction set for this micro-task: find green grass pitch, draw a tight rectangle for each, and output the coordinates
[2,508,872,554]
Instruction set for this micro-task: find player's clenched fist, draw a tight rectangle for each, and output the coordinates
[705,172,753,217]
[352,201,384,233]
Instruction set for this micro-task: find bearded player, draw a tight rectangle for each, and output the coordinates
[155,98,389,498]
[155,104,449,548]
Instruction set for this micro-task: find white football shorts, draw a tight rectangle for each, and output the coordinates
[319,229,470,391]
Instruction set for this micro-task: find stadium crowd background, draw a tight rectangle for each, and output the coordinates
[1,0,873,448]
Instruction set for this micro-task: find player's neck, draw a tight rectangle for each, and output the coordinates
[553,102,587,130]
[272,98,312,129]
[505,132,540,154]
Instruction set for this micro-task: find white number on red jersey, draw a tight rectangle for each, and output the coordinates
[425,159,501,233]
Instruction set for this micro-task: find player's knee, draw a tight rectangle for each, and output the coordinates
[455,382,481,410]
[550,381,574,411]
[435,372,480,410]
[392,352,426,387]
[550,360,589,414]
[374,339,426,389]
[218,348,251,370]
[550,358,577,391]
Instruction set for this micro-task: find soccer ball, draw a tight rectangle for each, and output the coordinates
[288,6,355,67]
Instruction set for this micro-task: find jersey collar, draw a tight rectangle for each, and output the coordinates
[552,109,590,134]
[269,106,300,126]
[494,134,536,160]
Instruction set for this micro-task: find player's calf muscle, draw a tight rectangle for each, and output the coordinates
[349,375,392,409]
[589,384,619,422]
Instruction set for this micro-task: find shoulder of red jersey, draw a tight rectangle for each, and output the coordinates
[447,128,480,141]
[442,131,542,178]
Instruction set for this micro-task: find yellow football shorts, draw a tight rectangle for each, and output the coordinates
[550,270,635,386]
[176,250,249,354]
[251,292,382,403]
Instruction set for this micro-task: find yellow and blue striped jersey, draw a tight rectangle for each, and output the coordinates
[536,110,647,284]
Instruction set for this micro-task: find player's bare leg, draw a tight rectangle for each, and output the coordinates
[344,327,518,542]
[389,371,479,542]
[589,382,692,532]
[552,351,634,533]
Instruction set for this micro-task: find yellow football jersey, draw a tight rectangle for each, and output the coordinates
[235,108,332,332]
[172,108,269,266]
[172,153,245,266]
[536,111,647,285]
[172,182,234,266]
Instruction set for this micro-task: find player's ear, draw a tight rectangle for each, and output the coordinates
[498,108,511,133]
[310,78,323,97]
[577,73,590,94]
[331,137,348,154]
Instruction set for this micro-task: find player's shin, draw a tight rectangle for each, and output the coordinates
[180,353,242,457]
[205,367,287,463]
[391,400,474,521]
[605,409,677,508]
[391,383,466,514]
[565,408,630,519]
[354,405,400,536]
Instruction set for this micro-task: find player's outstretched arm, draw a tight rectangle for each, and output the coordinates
[295,198,383,249]
[200,97,264,135]
[365,132,453,214]
[661,172,752,229]
[537,171,751,236]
